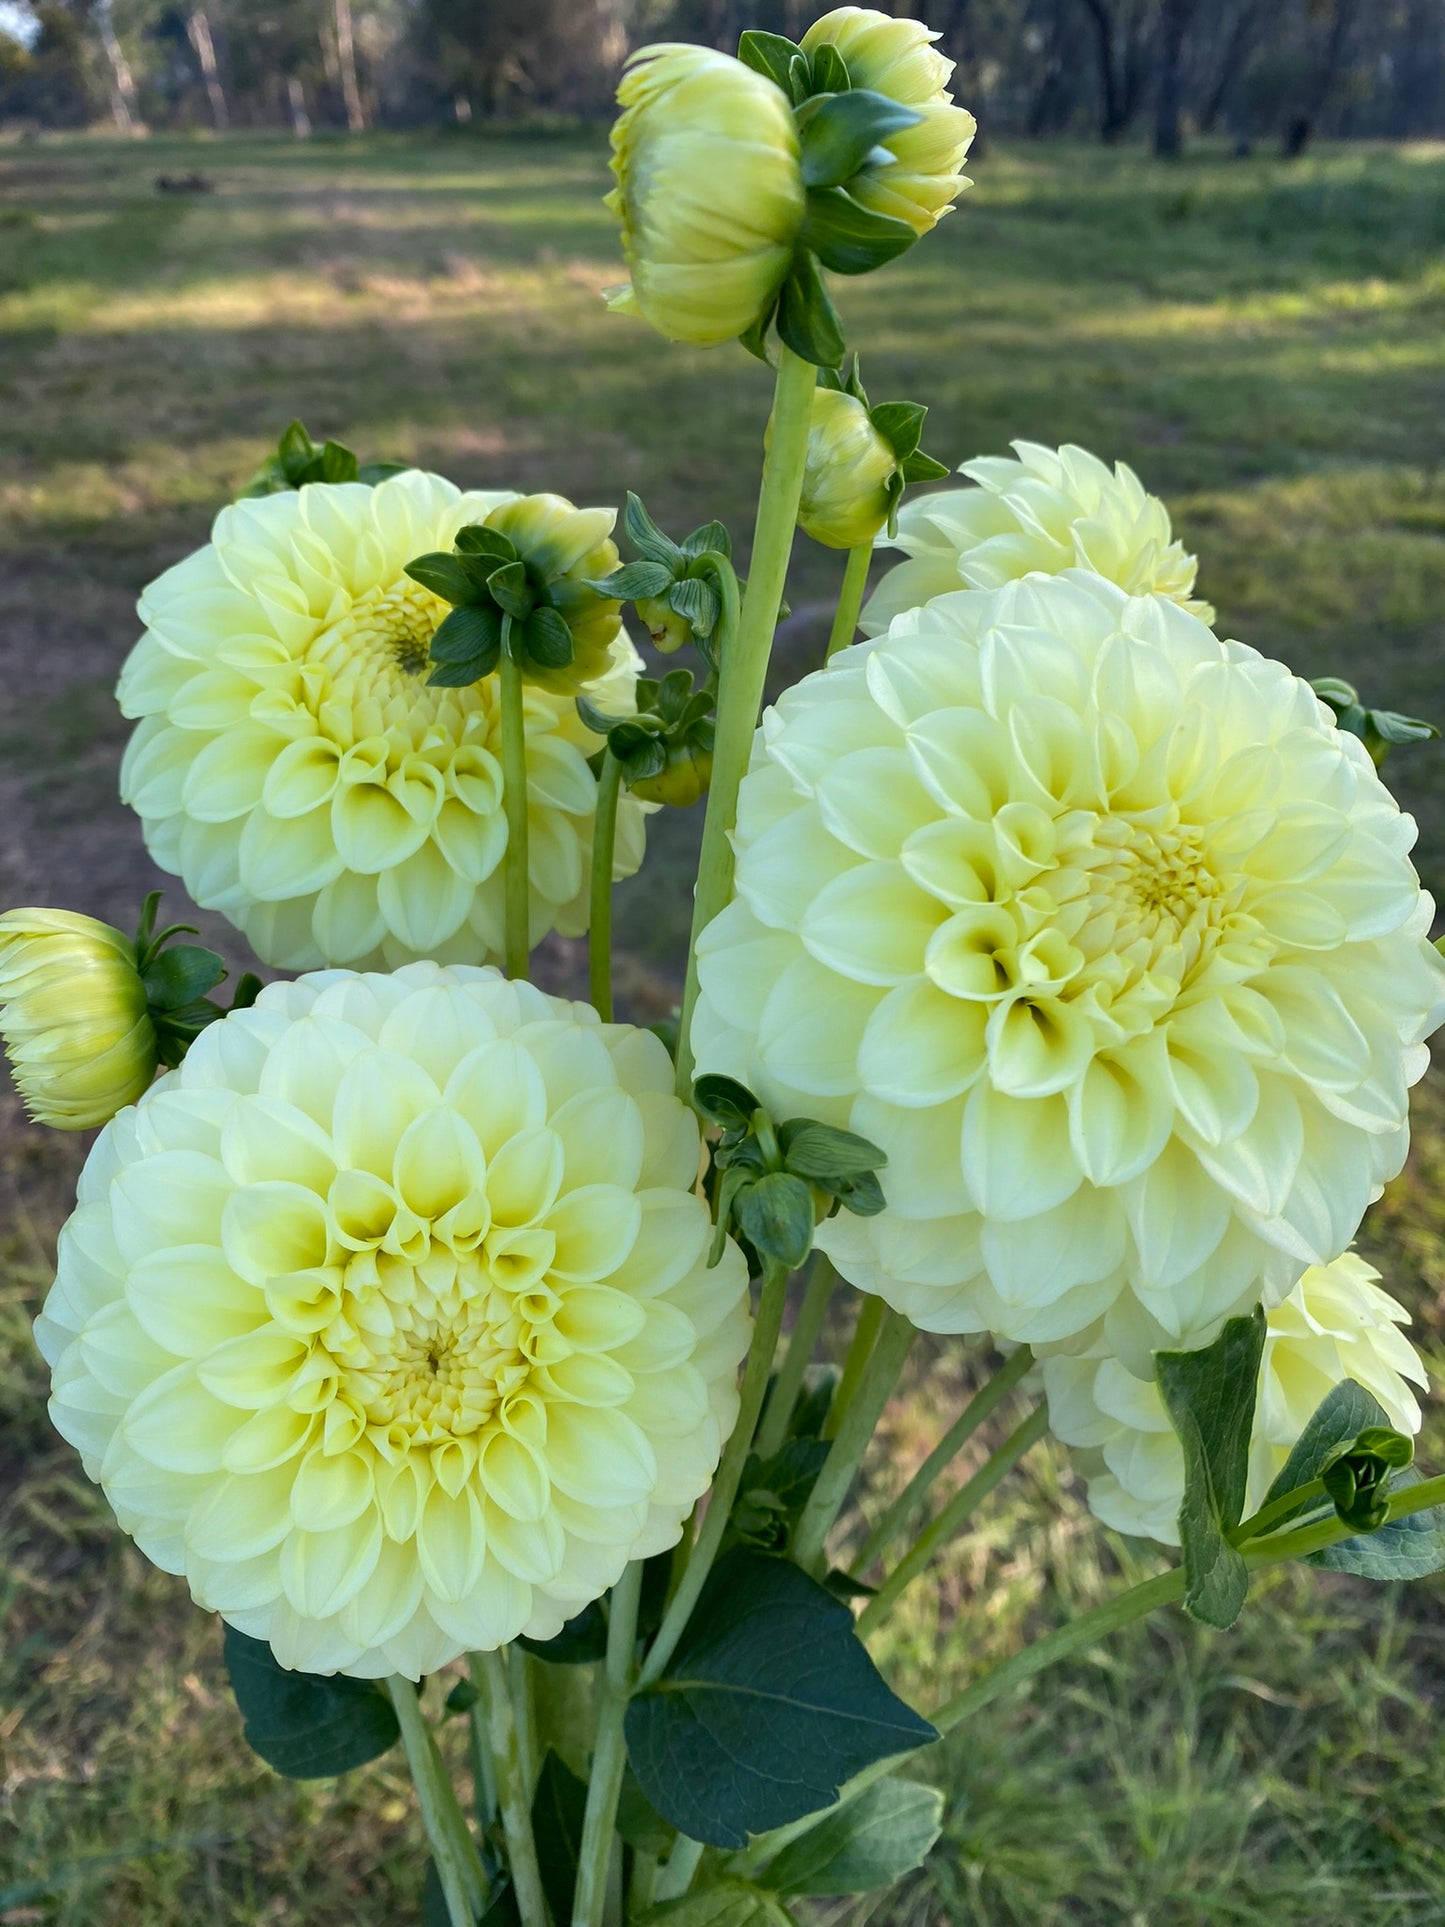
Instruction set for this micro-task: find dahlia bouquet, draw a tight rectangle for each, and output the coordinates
[5,11,1445,1925]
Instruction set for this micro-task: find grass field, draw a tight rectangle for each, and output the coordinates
[2,127,1444,1925]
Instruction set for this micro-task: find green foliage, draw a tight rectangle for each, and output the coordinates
[797,92,922,194]
[241,420,406,497]
[1156,1309,1266,1629]
[624,1549,936,1848]
[1310,676,1439,766]
[531,1751,589,1926]
[1308,1468,1445,1580]
[761,1776,945,1895]
[221,1627,399,1780]
[637,1882,795,1927]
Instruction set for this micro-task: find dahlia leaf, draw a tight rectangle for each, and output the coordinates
[624,1549,936,1848]
[624,492,684,568]
[405,551,481,607]
[532,1751,589,1927]
[141,942,226,1012]
[797,90,921,193]
[761,1775,945,1895]
[776,251,846,370]
[800,189,917,278]
[1308,1468,1445,1580]
[737,30,804,100]
[635,1881,797,1927]
[518,1599,608,1665]
[222,1624,399,1778]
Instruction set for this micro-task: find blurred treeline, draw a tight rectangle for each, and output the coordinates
[2,0,1442,154]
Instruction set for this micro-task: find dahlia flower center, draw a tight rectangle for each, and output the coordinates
[302,578,488,752]
[338,1275,528,1447]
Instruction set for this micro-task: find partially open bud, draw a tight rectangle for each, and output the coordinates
[630,740,714,808]
[605,44,807,347]
[484,494,624,692]
[800,9,976,237]
[636,595,694,655]
[0,910,156,1128]
[793,388,899,549]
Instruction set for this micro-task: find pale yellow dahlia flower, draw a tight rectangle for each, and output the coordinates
[606,44,806,347]
[692,572,1445,1353]
[35,965,750,1678]
[800,8,976,237]
[786,387,900,550]
[118,472,646,971]
[861,441,1214,638]
[0,909,157,1128]
[1042,1254,1428,1546]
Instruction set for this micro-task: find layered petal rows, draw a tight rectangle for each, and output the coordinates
[118,471,647,971]
[36,966,750,1678]
[693,573,1445,1357]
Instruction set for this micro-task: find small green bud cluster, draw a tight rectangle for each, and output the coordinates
[1311,677,1439,768]
[579,669,715,809]
[600,493,733,664]
[241,418,408,497]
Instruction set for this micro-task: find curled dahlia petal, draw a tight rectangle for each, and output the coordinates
[34,965,750,1678]
[117,471,648,971]
[1041,1253,1430,1545]
[862,440,1214,638]
[800,8,976,238]
[0,909,156,1128]
[605,44,806,348]
[692,571,1445,1352]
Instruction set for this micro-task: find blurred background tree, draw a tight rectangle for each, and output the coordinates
[0,0,1442,150]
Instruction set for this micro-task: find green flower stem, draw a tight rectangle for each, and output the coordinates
[850,1346,1036,1576]
[1230,1477,1327,1548]
[674,346,817,1099]
[472,1649,549,1927]
[652,1836,706,1904]
[791,1308,916,1576]
[754,1255,839,1461]
[509,1645,539,1797]
[499,620,531,982]
[588,749,623,1021]
[825,542,872,660]
[467,1693,498,1830]
[571,1560,644,1927]
[386,1676,488,1927]
[824,1294,888,1441]
[628,1852,658,1918]
[856,1404,1050,1636]
[638,1258,791,1689]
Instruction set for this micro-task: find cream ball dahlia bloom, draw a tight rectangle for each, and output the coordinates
[800,8,976,238]
[692,572,1445,1353]
[606,44,806,347]
[35,965,750,1678]
[118,471,646,972]
[861,441,1214,639]
[1042,1254,1428,1545]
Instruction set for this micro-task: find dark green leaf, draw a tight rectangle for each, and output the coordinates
[900,450,951,484]
[424,1864,519,1927]
[789,1364,840,1441]
[867,401,927,462]
[736,1172,816,1271]
[729,1438,831,1551]
[455,523,517,562]
[230,972,264,1012]
[618,736,671,783]
[626,1551,936,1848]
[519,1600,608,1665]
[429,602,503,663]
[625,492,683,567]
[616,1766,676,1856]
[681,520,731,561]
[522,605,576,669]
[801,188,918,277]
[357,459,410,486]
[670,575,720,639]
[763,1776,944,1894]
[776,250,846,369]
[319,439,359,483]
[807,42,851,96]
[278,419,314,472]
[222,1624,399,1779]
[778,1120,886,1187]
[798,89,922,191]
[831,1170,886,1217]
[692,1074,761,1131]
[575,694,631,737]
[142,943,226,1012]
[737,29,804,99]
[605,559,678,601]
[1261,1378,1393,1519]
[636,1882,796,1927]
[1156,1308,1266,1630]
[1310,676,1358,708]
[444,1677,480,1717]
[739,299,779,364]
[405,551,481,606]
[532,1751,588,1927]
[1308,1468,1445,1580]
[1367,708,1439,746]
[488,561,535,621]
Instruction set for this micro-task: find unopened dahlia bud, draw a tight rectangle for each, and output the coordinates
[635,595,693,655]
[483,493,625,694]
[606,44,807,347]
[0,909,156,1128]
[630,740,714,809]
[800,9,976,237]
[791,388,899,550]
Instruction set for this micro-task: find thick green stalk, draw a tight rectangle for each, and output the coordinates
[754,1256,839,1461]
[571,1562,643,1927]
[674,346,817,1097]
[473,1649,549,1927]
[824,1294,888,1441]
[638,1259,791,1688]
[825,542,872,660]
[386,1676,488,1927]
[628,1853,658,1918]
[851,1347,1036,1575]
[1231,1477,1326,1548]
[588,749,623,1021]
[499,622,530,982]
[791,1308,916,1575]
[857,1404,1049,1635]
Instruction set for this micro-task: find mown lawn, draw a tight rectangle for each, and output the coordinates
[1,128,1443,1925]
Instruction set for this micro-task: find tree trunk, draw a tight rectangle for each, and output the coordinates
[1199,0,1257,134]
[333,0,366,133]
[287,75,311,138]
[1154,0,1197,157]
[186,9,228,131]
[1078,0,1126,140]
[1283,0,1357,156]
[97,0,138,134]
